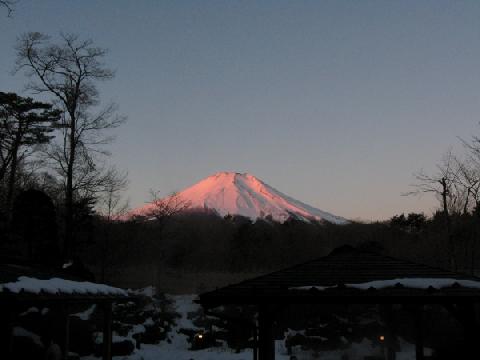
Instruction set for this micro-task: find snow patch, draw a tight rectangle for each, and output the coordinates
[129,286,155,297]
[20,307,39,316]
[72,305,97,320]
[292,277,480,291]
[0,276,127,296]
[13,326,43,347]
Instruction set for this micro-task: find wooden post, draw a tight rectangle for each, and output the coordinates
[253,322,258,360]
[458,303,478,357]
[103,302,113,360]
[380,304,397,360]
[414,305,424,360]
[63,305,70,360]
[3,307,14,358]
[444,303,477,357]
[258,305,275,360]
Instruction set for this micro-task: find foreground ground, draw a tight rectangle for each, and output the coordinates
[78,289,428,360]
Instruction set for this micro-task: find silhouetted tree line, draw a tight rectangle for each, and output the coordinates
[407,131,480,272]
[73,117,480,284]
[69,204,480,286]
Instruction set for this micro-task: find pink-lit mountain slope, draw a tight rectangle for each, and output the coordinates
[132,172,348,224]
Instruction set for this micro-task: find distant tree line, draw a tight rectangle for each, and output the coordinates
[74,205,480,287]
[407,132,480,272]
[73,133,480,285]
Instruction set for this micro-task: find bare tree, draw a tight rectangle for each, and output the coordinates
[0,0,16,17]
[406,152,458,270]
[453,133,480,275]
[451,156,480,214]
[15,32,125,258]
[97,169,129,220]
[457,134,480,212]
[141,191,190,292]
[143,191,191,229]
[97,168,129,282]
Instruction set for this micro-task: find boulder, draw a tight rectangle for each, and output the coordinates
[112,339,135,356]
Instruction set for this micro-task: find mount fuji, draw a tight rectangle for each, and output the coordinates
[132,172,347,224]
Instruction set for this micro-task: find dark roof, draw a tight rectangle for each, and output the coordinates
[199,246,480,306]
[0,263,128,302]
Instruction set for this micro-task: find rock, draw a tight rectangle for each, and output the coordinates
[12,333,44,360]
[94,338,135,357]
[141,323,167,344]
[69,317,95,356]
[112,339,135,356]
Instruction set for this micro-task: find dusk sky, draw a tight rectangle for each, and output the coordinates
[1,0,480,221]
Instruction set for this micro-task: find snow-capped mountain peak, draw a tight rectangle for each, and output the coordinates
[132,172,347,224]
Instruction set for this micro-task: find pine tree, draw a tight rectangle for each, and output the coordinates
[0,92,61,212]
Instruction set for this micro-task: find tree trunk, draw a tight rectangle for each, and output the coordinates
[64,112,76,259]
[413,305,424,360]
[5,132,20,221]
[258,305,275,360]
[441,177,456,271]
[101,219,111,283]
[102,303,113,360]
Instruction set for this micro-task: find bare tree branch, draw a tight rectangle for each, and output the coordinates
[138,191,191,230]
[15,32,125,257]
[0,0,16,17]
[406,151,458,270]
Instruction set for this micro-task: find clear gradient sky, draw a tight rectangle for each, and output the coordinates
[1,0,480,221]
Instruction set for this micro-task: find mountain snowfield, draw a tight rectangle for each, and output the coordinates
[132,172,347,224]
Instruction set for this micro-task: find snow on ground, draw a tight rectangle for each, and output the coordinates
[82,294,258,360]
[20,306,39,316]
[169,294,201,332]
[73,305,97,320]
[13,326,44,347]
[165,294,199,349]
[82,338,423,360]
[129,286,155,298]
[80,293,427,360]
[82,346,254,360]
[293,277,480,291]
[0,276,127,296]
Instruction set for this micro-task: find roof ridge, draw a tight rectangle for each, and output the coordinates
[199,245,480,302]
